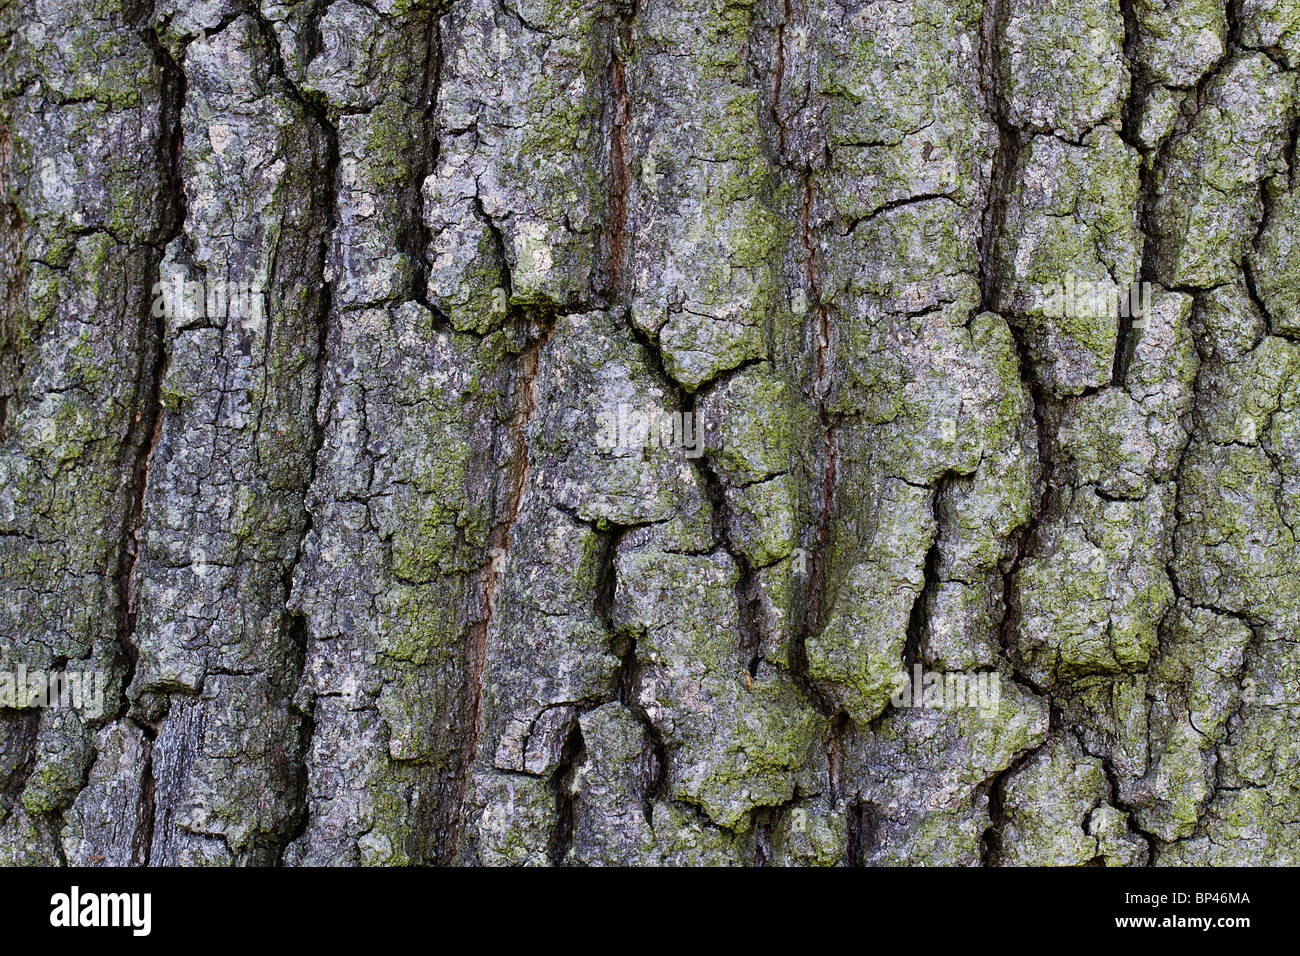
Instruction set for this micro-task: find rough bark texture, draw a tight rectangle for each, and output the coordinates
[1,0,1298,866]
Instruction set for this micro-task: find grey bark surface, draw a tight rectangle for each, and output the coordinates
[1,0,1298,865]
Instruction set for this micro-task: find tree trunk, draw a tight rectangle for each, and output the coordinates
[1,0,1297,866]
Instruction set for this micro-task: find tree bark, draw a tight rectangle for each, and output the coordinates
[1,0,1298,865]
